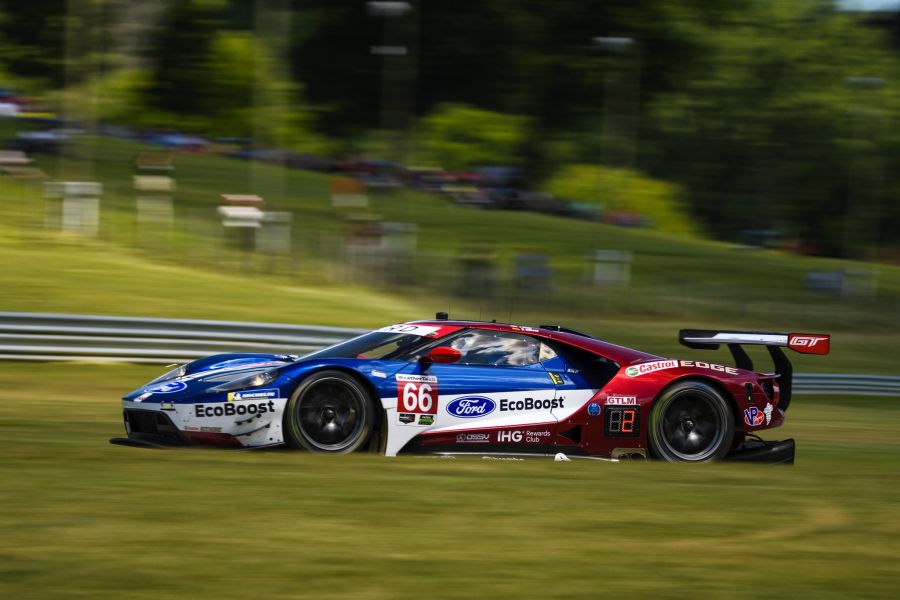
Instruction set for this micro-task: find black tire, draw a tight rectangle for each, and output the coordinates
[648,381,735,463]
[283,370,375,453]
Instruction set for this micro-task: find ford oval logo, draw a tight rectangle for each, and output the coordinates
[446,396,496,418]
[145,381,187,394]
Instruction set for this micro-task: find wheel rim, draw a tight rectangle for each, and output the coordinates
[658,391,726,461]
[296,379,365,451]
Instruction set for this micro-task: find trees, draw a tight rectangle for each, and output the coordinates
[644,1,900,255]
[2,0,900,256]
[416,104,530,170]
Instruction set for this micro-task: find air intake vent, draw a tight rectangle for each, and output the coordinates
[759,379,775,402]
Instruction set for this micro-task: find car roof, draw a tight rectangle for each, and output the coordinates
[406,320,659,365]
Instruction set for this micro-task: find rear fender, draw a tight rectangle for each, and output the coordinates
[662,374,743,430]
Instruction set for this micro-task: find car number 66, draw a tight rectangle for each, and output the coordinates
[402,383,433,412]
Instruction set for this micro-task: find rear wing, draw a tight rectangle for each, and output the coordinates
[679,329,830,412]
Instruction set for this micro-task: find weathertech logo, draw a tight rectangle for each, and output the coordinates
[788,334,830,355]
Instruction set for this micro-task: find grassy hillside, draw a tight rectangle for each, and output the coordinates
[2,136,899,373]
[0,362,898,599]
[0,220,896,374]
[7,136,899,331]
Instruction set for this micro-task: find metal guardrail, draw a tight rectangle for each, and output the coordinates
[0,312,365,364]
[0,312,897,395]
[793,373,900,396]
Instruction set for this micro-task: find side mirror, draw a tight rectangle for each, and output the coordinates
[420,346,461,368]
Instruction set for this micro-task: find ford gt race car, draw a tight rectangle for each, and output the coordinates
[112,314,830,463]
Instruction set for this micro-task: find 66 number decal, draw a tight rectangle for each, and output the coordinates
[396,374,438,414]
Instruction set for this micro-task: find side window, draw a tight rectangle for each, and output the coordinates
[448,331,542,367]
[539,342,558,363]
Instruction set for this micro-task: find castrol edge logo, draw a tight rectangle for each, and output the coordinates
[625,359,739,377]
[788,334,830,354]
[625,360,678,377]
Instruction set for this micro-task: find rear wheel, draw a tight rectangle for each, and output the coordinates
[648,381,734,463]
[284,370,374,453]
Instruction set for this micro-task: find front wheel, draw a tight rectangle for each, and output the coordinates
[648,381,734,463]
[283,370,375,453]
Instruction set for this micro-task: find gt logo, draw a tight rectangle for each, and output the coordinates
[396,374,438,414]
[788,334,830,355]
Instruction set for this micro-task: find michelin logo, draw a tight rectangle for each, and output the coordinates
[228,389,278,401]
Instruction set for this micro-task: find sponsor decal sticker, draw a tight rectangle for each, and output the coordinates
[398,413,415,424]
[788,334,830,355]
[160,401,176,411]
[456,432,491,444]
[510,325,539,333]
[499,397,563,412]
[497,430,551,443]
[744,406,764,427]
[549,372,564,385]
[764,402,773,425]
[195,401,275,418]
[145,381,187,394]
[200,426,222,433]
[587,402,601,417]
[378,324,442,336]
[446,396,496,418]
[606,396,637,405]
[679,360,739,375]
[228,389,278,402]
[134,392,152,403]
[625,360,679,377]
[396,374,438,414]
[418,414,435,426]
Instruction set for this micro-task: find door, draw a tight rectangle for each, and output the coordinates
[388,329,561,453]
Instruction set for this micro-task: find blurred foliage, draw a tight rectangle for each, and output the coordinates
[416,104,530,169]
[3,0,900,255]
[0,0,67,88]
[644,0,900,257]
[543,164,697,236]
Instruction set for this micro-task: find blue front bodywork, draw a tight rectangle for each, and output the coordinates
[126,351,576,406]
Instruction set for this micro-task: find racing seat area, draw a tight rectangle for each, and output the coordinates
[549,343,620,389]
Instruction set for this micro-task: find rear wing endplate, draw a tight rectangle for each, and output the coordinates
[679,329,830,412]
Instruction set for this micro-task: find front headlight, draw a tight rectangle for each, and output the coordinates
[206,370,278,393]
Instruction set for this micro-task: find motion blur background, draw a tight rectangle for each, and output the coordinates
[2,1,900,599]
[2,0,900,335]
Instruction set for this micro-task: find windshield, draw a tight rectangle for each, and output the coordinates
[300,331,430,361]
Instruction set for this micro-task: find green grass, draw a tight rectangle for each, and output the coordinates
[0,222,427,327]
[0,362,898,599]
[1,217,898,374]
